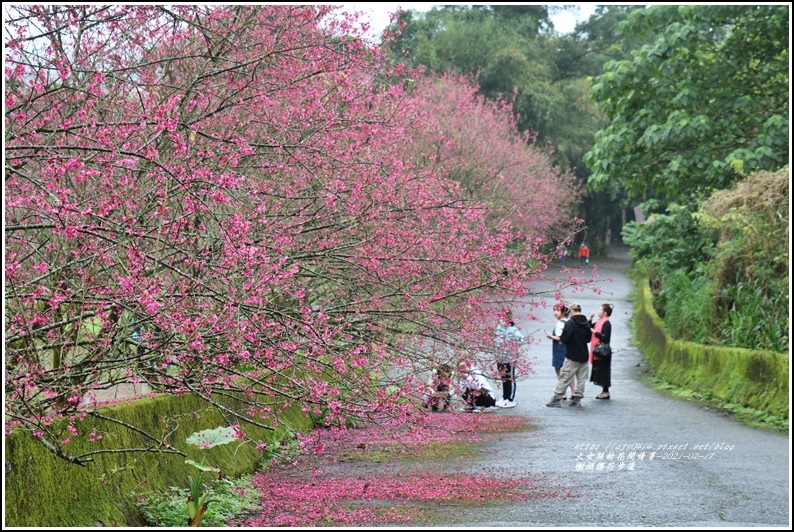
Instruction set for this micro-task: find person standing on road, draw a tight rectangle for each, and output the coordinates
[589,303,614,400]
[557,240,568,266]
[546,302,591,408]
[578,243,590,267]
[545,303,575,400]
[494,311,525,408]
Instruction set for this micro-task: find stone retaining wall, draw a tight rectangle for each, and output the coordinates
[5,392,314,527]
[634,278,788,418]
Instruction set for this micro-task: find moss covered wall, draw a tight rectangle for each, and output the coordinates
[634,278,789,418]
[5,392,314,527]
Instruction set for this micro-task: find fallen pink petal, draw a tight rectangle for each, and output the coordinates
[234,414,563,527]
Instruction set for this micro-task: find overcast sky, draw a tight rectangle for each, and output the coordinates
[340,3,599,39]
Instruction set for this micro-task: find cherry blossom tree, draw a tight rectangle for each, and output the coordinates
[5,5,582,464]
[410,72,583,243]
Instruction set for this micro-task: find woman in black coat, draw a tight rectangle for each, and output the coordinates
[589,303,613,399]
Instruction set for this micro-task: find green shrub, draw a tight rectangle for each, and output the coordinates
[137,475,262,527]
[621,201,714,278]
[654,268,712,344]
[623,170,789,353]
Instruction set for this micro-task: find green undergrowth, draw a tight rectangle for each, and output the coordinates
[136,474,263,527]
[135,427,311,527]
[4,392,314,527]
[641,372,788,433]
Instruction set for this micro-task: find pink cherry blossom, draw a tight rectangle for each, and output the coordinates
[5,5,601,464]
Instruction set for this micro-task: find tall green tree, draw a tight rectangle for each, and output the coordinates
[386,6,650,251]
[386,6,581,170]
[540,6,647,246]
[555,5,648,82]
[585,5,789,203]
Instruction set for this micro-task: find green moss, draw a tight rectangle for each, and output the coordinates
[641,373,788,432]
[5,392,314,527]
[633,277,789,425]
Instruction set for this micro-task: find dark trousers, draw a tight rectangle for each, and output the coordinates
[497,362,515,402]
[462,388,496,408]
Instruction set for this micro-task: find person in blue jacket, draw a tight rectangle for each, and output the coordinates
[545,303,575,400]
[494,311,525,408]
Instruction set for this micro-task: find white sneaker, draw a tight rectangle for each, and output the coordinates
[499,400,517,408]
[494,399,507,408]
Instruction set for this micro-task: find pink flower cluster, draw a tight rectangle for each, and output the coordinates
[4,5,594,463]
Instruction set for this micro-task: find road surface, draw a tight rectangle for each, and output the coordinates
[447,245,791,527]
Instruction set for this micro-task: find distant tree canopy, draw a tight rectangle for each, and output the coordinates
[386,5,632,177]
[385,5,649,252]
[585,5,789,203]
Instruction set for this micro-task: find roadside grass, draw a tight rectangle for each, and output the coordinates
[626,294,787,434]
[640,373,788,433]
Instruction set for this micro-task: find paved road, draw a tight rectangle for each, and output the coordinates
[81,246,790,527]
[448,246,790,527]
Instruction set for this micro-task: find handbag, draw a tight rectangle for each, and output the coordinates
[593,342,612,360]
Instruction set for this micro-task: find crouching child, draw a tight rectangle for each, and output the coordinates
[456,360,497,412]
[422,363,453,412]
